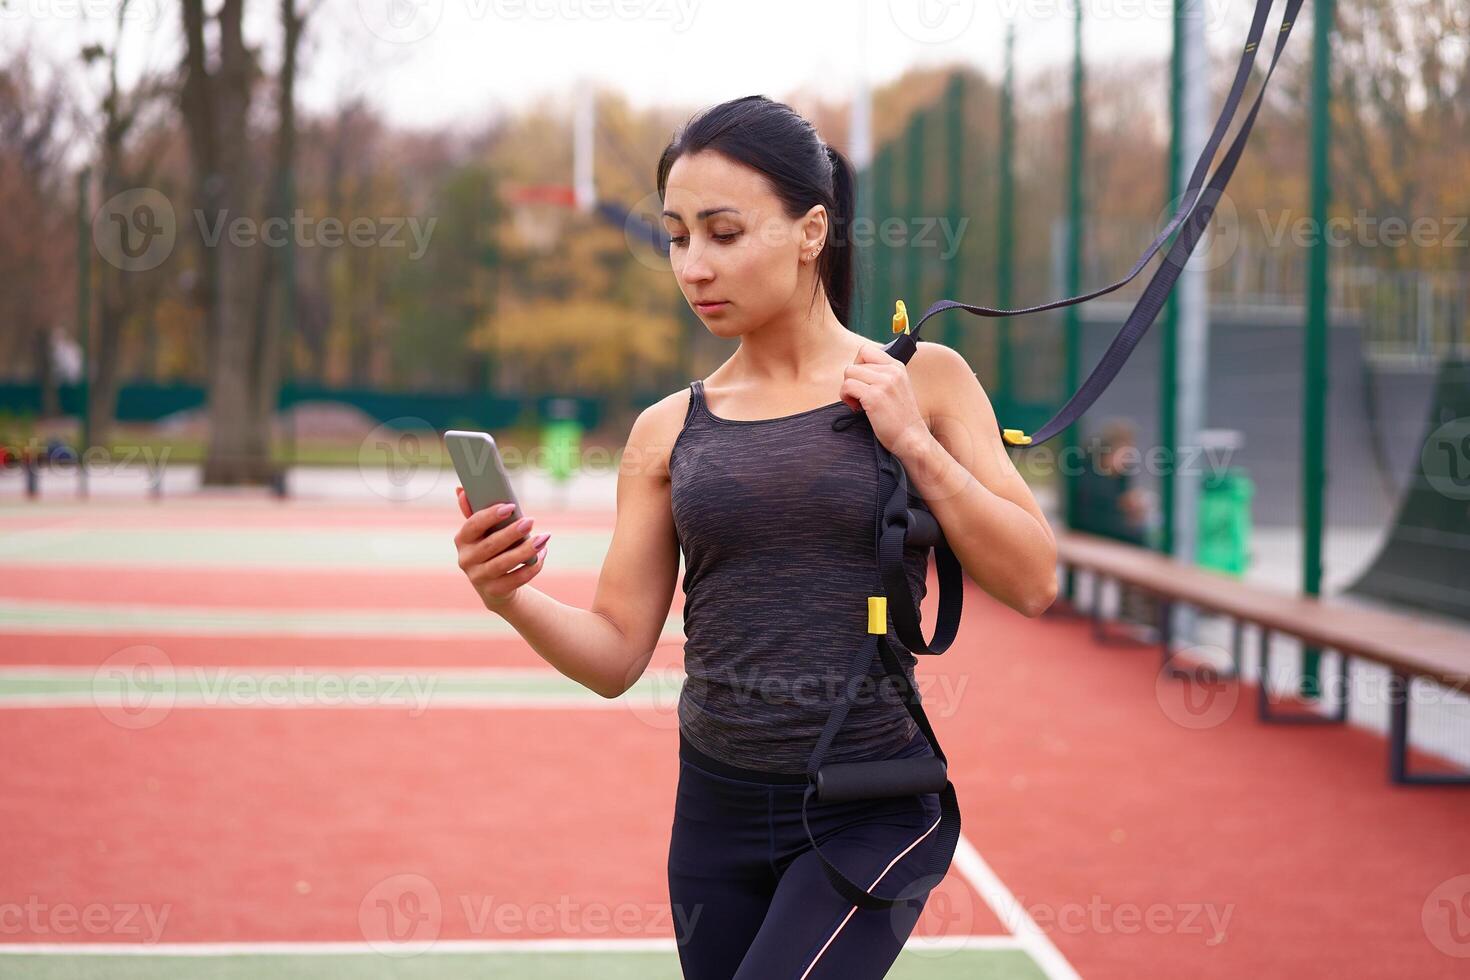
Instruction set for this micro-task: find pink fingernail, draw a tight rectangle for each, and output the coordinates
[532,532,551,548]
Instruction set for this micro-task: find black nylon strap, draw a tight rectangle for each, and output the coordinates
[835,336,964,656]
[911,0,1304,447]
[1022,0,1304,446]
[909,0,1284,331]
[878,451,963,656]
[800,634,962,912]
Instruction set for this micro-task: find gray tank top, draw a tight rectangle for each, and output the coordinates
[669,378,932,772]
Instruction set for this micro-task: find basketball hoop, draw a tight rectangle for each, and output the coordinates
[503,183,577,208]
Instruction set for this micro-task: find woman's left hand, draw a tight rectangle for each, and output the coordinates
[839,342,930,456]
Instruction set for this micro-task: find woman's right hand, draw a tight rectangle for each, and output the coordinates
[454,486,551,613]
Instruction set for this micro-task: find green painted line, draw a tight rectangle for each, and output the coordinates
[0,528,610,571]
[0,667,681,698]
[0,949,1045,979]
[0,667,689,710]
[0,600,684,639]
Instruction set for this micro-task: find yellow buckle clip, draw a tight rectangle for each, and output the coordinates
[1002,428,1032,446]
[891,299,909,335]
[867,595,887,635]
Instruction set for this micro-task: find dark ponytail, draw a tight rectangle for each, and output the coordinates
[822,142,858,326]
[657,95,859,326]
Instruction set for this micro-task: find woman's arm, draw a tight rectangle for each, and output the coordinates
[895,344,1058,618]
[466,397,683,698]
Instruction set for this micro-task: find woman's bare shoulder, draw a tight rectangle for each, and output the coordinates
[623,384,698,482]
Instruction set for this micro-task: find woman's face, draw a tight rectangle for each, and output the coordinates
[661,150,824,338]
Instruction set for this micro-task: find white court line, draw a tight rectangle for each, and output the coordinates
[951,834,1081,980]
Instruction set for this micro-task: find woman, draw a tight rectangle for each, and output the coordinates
[454,95,1057,979]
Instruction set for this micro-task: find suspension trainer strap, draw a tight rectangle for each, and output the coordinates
[832,320,964,656]
[920,0,1304,447]
[801,633,962,912]
[877,439,963,656]
[1010,0,1304,447]
[848,0,1304,449]
[911,0,1286,329]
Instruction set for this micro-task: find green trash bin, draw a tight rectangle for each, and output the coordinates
[1198,466,1254,577]
[541,398,582,485]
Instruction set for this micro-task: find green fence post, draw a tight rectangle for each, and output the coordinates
[943,72,965,353]
[1062,4,1085,600]
[1301,0,1334,699]
[1159,1,1184,559]
[997,23,1016,424]
[873,144,893,343]
[903,110,925,324]
[76,167,91,499]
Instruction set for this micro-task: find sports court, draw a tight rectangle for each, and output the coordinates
[3,0,1469,976]
[1,475,1466,978]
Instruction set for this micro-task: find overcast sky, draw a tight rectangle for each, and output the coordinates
[6,0,1259,135]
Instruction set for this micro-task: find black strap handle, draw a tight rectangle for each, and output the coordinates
[801,635,962,912]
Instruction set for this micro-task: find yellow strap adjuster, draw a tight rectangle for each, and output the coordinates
[867,595,887,635]
[891,299,909,335]
[1002,428,1032,446]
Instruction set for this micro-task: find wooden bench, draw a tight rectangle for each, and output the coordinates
[1050,530,1470,786]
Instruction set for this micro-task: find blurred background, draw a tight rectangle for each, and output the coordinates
[0,1,1467,977]
[2,0,1466,613]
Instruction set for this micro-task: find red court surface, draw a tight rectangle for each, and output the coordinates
[2,500,1467,978]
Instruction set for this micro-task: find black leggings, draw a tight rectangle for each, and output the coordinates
[667,728,946,979]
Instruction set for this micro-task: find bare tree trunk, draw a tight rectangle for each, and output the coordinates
[90,11,137,452]
[183,0,276,485]
[35,329,58,416]
[246,0,306,470]
[347,167,376,386]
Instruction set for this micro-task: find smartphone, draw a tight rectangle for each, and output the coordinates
[443,429,537,565]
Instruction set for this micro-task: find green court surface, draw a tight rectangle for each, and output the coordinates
[0,527,609,570]
[0,598,684,638]
[0,947,1048,979]
[0,665,686,707]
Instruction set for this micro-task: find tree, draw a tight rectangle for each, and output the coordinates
[180,0,315,484]
[81,0,171,450]
[0,49,71,409]
[180,0,267,483]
